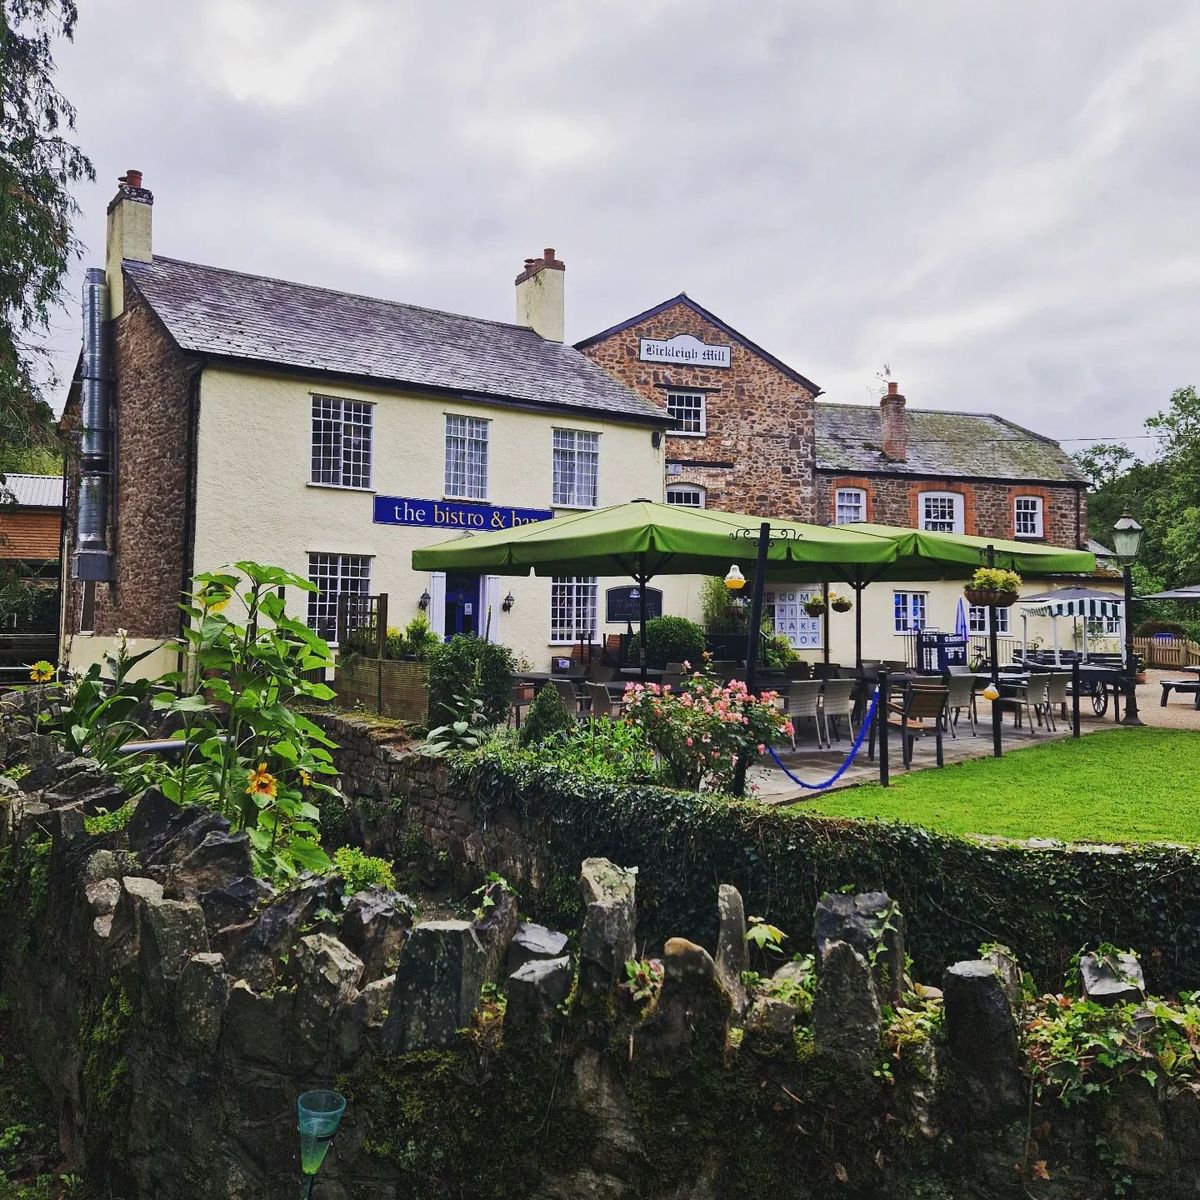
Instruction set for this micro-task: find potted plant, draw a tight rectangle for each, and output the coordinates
[964,567,1021,608]
[804,596,828,617]
[830,591,853,613]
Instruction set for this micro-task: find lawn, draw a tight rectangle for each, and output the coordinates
[796,728,1200,845]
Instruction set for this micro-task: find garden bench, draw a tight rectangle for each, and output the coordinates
[1160,679,1200,707]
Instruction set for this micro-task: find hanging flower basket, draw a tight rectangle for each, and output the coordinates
[964,587,1017,608]
[965,567,1022,609]
[804,598,828,617]
[831,596,853,613]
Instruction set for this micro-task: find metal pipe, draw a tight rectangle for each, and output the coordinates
[733,522,770,797]
[73,268,115,581]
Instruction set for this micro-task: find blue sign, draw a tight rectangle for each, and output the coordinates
[373,494,554,531]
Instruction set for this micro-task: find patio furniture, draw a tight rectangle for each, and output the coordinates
[1043,671,1071,729]
[1161,679,1200,708]
[821,677,856,743]
[781,678,825,748]
[941,671,978,737]
[551,677,586,717]
[587,682,622,719]
[997,672,1051,735]
[869,683,949,768]
[813,662,843,680]
[784,661,813,680]
[586,660,615,683]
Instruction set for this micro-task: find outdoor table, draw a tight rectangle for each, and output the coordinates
[1174,665,1200,711]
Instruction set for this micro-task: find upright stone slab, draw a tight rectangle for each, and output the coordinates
[164,830,254,901]
[507,921,570,975]
[341,885,415,985]
[291,932,365,1067]
[176,952,230,1056]
[138,896,210,1001]
[715,883,749,1014]
[506,956,573,1036]
[942,959,1023,1120]
[382,920,488,1051]
[984,945,1023,1008]
[634,938,730,1061]
[812,940,880,1075]
[814,891,906,1005]
[1080,952,1145,1007]
[578,858,637,995]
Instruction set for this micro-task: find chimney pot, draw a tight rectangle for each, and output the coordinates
[887,380,898,396]
[543,247,555,263]
[880,383,907,462]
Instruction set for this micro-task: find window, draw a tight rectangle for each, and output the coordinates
[666,484,706,508]
[1014,495,1044,538]
[311,395,372,488]
[919,491,964,533]
[835,487,866,524]
[550,576,597,643]
[444,415,489,500]
[893,591,928,633]
[665,390,706,436]
[552,429,599,507]
[968,605,1010,635]
[307,553,371,641]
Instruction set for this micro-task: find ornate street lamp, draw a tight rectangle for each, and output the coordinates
[297,1089,346,1198]
[1113,513,1144,727]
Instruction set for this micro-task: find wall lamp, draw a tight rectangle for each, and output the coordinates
[502,591,516,612]
[418,589,431,611]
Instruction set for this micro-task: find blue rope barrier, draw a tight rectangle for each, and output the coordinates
[766,686,880,792]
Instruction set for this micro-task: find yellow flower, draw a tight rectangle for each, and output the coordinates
[245,762,277,799]
[29,661,54,684]
[299,769,312,788]
[202,588,230,613]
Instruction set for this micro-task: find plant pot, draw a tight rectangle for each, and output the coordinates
[804,602,828,617]
[831,599,853,613]
[1136,671,1148,685]
[964,587,1017,609]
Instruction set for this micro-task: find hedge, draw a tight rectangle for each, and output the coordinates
[452,746,1200,992]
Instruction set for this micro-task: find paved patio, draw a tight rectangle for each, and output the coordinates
[749,670,1200,804]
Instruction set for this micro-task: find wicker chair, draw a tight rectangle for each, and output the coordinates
[1043,671,1070,730]
[551,677,585,718]
[942,672,978,737]
[586,682,621,719]
[782,678,825,748]
[821,677,856,743]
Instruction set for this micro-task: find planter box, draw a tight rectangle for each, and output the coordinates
[335,656,429,723]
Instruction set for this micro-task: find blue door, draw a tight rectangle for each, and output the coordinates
[444,573,480,640]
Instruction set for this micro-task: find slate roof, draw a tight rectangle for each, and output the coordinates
[123,257,667,424]
[816,403,1086,483]
[0,474,64,508]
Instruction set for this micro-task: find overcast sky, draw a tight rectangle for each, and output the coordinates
[47,1,1198,453]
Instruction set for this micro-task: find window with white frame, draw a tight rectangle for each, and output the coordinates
[665,390,706,436]
[666,483,706,508]
[444,415,489,500]
[1014,495,1044,538]
[919,491,964,533]
[307,553,371,641]
[550,576,597,643]
[893,590,928,633]
[311,395,372,488]
[835,487,866,525]
[552,429,599,507]
[968,604,1011,635]
[1103,613,1123,635]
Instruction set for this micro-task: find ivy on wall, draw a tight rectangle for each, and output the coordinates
[453,747,1200,991]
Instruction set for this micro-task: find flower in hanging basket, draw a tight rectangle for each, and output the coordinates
[830,592,853,613]
[803,597,828,617]
[965,567,1022,608]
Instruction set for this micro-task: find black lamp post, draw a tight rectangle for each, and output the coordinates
[1113,512,1144,727]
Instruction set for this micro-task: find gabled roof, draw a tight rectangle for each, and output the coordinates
[0,473,64,508]
[575,293,822,395]
[123,257,667,425]
[816,403,1086,484]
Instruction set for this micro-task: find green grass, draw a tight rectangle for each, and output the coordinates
[796,728,1200,845]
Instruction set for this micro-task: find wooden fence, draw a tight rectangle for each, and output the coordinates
[1134,636,1200,668]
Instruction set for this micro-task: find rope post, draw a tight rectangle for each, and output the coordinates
[986,545,1003,759]
[1071,655,1081,737]
[878,667,890,788]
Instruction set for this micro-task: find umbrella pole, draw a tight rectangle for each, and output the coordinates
[987,545,1002,759]
[822,580,830,669]
[637,553,649,684]
[854,577,864,672]
[733,522,771,797]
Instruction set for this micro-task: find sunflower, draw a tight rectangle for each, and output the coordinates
[202,587,230,613]
[245,762,277,799]
[299,768,312,788]
[29,661,54,684]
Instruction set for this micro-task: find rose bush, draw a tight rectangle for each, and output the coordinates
[622,662,792,791]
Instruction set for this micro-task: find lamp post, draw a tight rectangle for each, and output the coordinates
[1113,512,1144,727]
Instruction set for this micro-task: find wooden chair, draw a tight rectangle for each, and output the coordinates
[782,679,825,748]
[942,672,978,737]
[869,684,948,768]
[821,677,856,743]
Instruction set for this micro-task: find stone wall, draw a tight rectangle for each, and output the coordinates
[578,299,818,519]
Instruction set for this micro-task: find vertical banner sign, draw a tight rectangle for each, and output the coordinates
[764,589,823,649]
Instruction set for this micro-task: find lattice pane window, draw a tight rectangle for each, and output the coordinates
[920,493,963,533]
[893,590,928,633]
[552,429,599,507]
[307,552,371,641]
[1015,496,1044,537]
[665,484,705,508]
[968,604,1010,634]
[445,415,489,500]
[550,576,598,643]
[666,390,706,435]
[311,396,373,488]
[835,488,866,524]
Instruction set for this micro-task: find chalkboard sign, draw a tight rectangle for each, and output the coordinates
[606,585,663,624]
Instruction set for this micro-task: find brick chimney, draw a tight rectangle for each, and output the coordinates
[880,380,908,462]
[105,169,153,317]
[514,247,565,342]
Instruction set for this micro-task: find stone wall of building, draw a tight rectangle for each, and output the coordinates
[578,300,817,518]
[816,471,1086,548]
[62,281,193,642]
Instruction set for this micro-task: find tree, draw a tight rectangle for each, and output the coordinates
[0,0,93,471]
[1072,443,1138,491]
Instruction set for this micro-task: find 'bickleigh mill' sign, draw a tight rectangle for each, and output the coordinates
[639,333,731,368]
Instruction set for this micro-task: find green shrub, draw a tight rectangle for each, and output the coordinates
[518,683,573,747]
[628,615,706,668]
[405,613,441,661]
[426,635,515,726]
[382,627,407,660]
[83,801,135,836]
[332,845,396,895]
[531,716,659,782]
[1135,620,1189,638]
[762,631,798,668]
[699,576,746,634]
